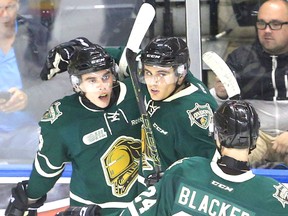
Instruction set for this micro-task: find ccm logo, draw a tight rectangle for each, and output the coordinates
[212,180,234,192]
[147,54,160,59]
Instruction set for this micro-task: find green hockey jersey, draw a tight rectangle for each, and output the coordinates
[140,74,218,183]
[123,156,288,216]
[27,80,142,214]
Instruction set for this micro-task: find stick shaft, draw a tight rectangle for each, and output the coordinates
[126,48,162,174]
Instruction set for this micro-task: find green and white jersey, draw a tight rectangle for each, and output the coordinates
[27,80,142,214]
[123,157,288,216]
[140,74,218,181]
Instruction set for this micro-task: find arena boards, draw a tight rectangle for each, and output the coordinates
[0,164,71,215]
[0,164,287,215]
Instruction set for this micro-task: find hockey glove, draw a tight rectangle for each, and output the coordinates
[144,171,164,187]
[55,205,102,216]
[40,37,93,80]
[5,180,47,216]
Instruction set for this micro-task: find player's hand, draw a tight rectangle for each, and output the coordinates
[0,88,27,113]
[40,37,93,80]
[5,180,47,216]
[144,171,164,187]
[55,205,102,216]
[214,76,228,99]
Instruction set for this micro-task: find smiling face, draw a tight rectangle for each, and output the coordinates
[257,0,288,55]
[79,69,114,108]
[143,64,184,101]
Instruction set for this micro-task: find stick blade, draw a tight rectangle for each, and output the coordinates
[202,51,241,99]
[119,3,155,75]
[126,3,155,52]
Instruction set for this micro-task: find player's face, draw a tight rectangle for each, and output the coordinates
[79,69,114,108]
[144,65,178,101]
[0,0,18,26]
[257,1,288,55]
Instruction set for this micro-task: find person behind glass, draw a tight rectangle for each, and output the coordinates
[0,0,71,164]
[119,100,288,216]
[5,44,142,215]
[210,0,288,167]
[138,36,218,187]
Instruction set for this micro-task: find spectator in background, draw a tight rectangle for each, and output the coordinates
[210,0,288,168]
[0,0,72,164]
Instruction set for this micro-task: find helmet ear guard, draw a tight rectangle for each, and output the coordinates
[111,60,120,82]
[70,75,82,93]
[175,64,188,77]
[113,62,120,76]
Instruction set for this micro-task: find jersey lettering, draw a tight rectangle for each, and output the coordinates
[153,122,168,135]
[176,184,255,216]
[83,128,107,145]
[134,186,157,214]
[212,180,234,192]
[131,117,142,126]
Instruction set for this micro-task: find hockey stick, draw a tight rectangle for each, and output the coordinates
[118,3,155,78]
[124,3,162,180]
[126,48,162,183]
[202,51,241,99]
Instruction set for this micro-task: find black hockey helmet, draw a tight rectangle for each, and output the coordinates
[213,100,260,152]
[140,36,190,76]
[68,45,117,78]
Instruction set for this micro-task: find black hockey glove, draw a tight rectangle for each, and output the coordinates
[144,171,164,187]
[55,205,102,216]
[40,37,93,80]
[5,180,47,216]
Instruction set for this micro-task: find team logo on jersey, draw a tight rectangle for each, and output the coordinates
[186,103,213,129]
[101,136,141,197]
[41,101,63,124]
[273,183,288,208]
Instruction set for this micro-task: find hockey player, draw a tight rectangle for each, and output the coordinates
[120,100,288,215]
[5,43,142,215]
[138,36,218,186]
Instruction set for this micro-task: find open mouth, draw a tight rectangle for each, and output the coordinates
[99,93,108,99]
[150,88,159,94]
